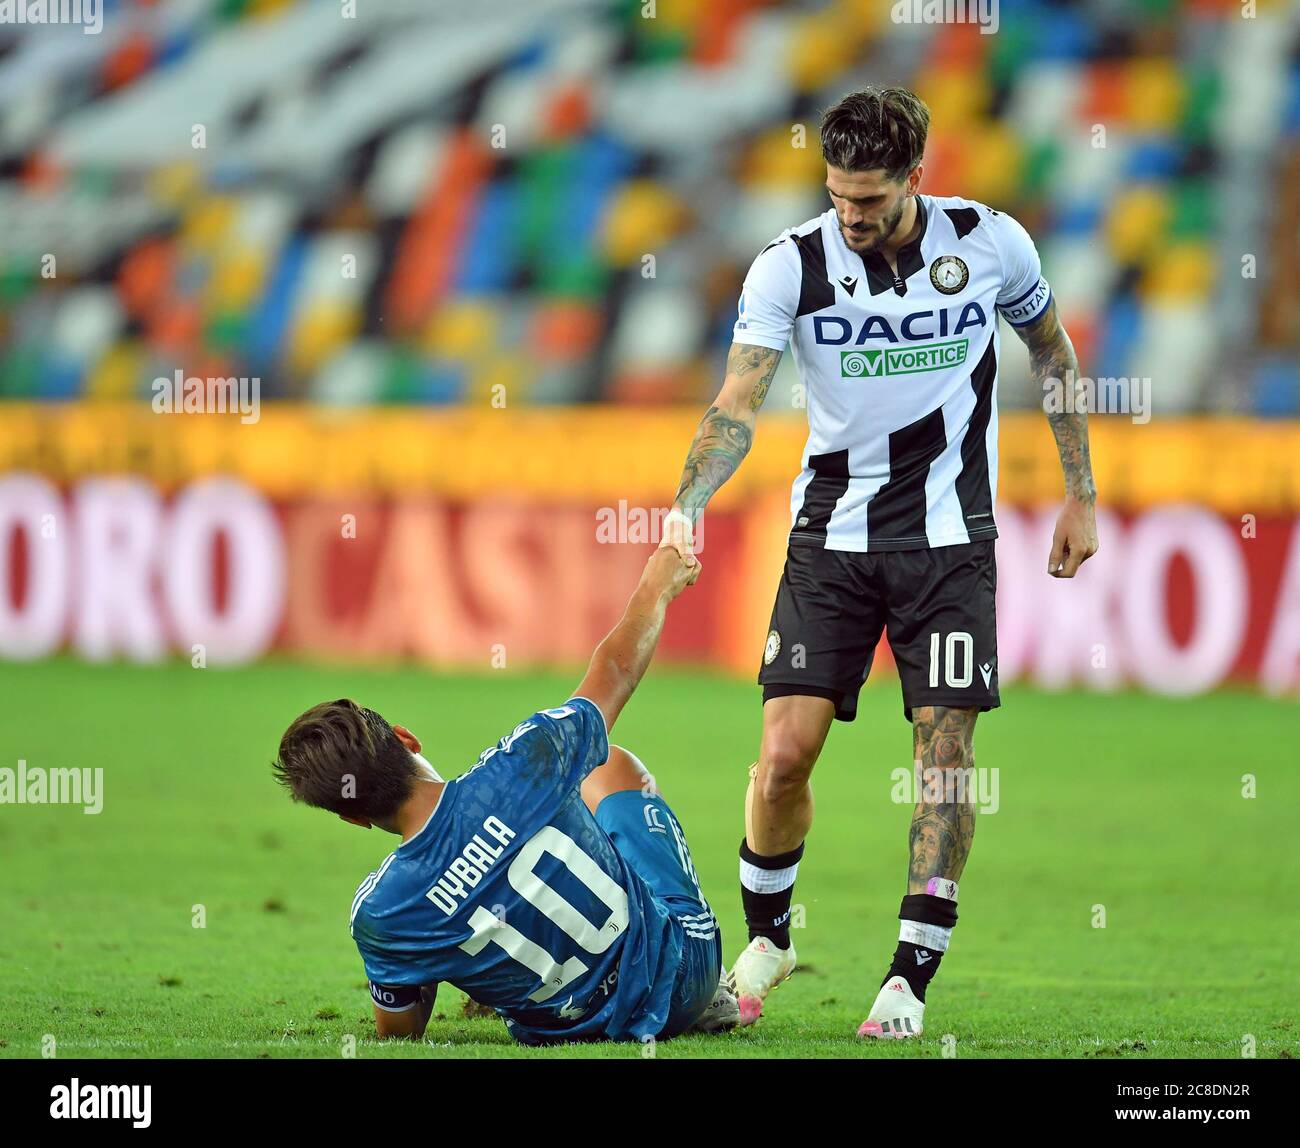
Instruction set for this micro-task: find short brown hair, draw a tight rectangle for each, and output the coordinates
[820,87,930,181]
[272,699,419,820]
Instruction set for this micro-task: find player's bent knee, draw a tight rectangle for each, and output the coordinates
[756,740,817,802]
[755,695,833,802]
[580,744,655,815]
[912,706,978,769]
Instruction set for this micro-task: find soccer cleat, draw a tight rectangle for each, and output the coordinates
[727,936,796,1026]
[688,973,741,1034]
[857,975,925,1039]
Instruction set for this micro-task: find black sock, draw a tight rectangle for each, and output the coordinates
[883,941,943,1002]
[738,838,803,949]
[882,893,959,1002]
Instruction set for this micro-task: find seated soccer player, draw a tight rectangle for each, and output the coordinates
[271,549,737,1045]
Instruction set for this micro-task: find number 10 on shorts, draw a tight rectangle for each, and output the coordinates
[928,631,974,688]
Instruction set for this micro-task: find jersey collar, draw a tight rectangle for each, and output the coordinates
[855,194,929,297]
[397,782,450,853]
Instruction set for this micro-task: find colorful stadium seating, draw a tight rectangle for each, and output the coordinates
[0,0,1295,411]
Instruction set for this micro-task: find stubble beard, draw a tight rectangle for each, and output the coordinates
[842,197,908,254]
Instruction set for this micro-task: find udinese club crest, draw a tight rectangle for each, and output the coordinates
[763,629,781,666]
[929,255,969,295]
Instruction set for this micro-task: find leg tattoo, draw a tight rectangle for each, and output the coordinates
[907,705,978,895]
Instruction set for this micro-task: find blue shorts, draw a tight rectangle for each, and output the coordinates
[594,790,723,1038]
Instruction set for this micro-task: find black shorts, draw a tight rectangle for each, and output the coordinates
[757,539,1000,723]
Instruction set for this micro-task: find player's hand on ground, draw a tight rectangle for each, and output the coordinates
[1048,497,1099,577]
[658,508,699,569]
[644,545,701,601]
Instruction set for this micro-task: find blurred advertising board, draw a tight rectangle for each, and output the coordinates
[1,404,1298,696]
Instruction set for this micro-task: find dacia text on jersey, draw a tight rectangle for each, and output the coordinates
[814,303,989,378]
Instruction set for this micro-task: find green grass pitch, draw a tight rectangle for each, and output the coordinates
[1,657,1296,1059]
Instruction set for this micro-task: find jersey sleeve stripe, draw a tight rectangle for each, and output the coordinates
[349,852,397,934]
[1001,278,1047,310]
[566,695,608,736]
[370,994,419,1013]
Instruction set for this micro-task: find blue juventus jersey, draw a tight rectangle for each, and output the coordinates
[349,697,682,1044]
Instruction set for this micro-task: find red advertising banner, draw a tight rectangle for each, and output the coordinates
[2,474,1298,696]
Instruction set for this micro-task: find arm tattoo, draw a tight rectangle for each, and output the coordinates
[1017,300,1096,503]
[673,406,753,513]
[671,344,780,513]
[907,706,978,894]
[728,343,782,411]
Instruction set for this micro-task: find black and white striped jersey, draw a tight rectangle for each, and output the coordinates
[732,194,1051,552]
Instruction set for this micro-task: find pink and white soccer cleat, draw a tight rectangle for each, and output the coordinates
[727,937,796,1026]
[857,975,925,1039]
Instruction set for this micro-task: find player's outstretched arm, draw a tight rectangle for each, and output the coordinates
[573,548,699,733]
[1015,299,1099,577]
[660,342,782,565]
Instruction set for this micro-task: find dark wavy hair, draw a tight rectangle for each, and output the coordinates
[272,698,419,820]
[820,87,930,181]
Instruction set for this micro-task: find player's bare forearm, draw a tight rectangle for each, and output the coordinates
[1016,299,1099,576]
[1018,300,1095,505]
[575,551,697,732]
[670,343,781,519]
[907,706,978,894]
[579,584,670,730]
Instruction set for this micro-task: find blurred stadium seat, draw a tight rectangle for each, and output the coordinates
[0,0,1295,411]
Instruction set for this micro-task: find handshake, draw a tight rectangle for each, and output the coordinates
[644,508,702,602]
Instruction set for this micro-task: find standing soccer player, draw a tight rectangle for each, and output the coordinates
[659,87,1098,1038]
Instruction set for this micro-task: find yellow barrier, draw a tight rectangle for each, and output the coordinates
[0,403,1294,512]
